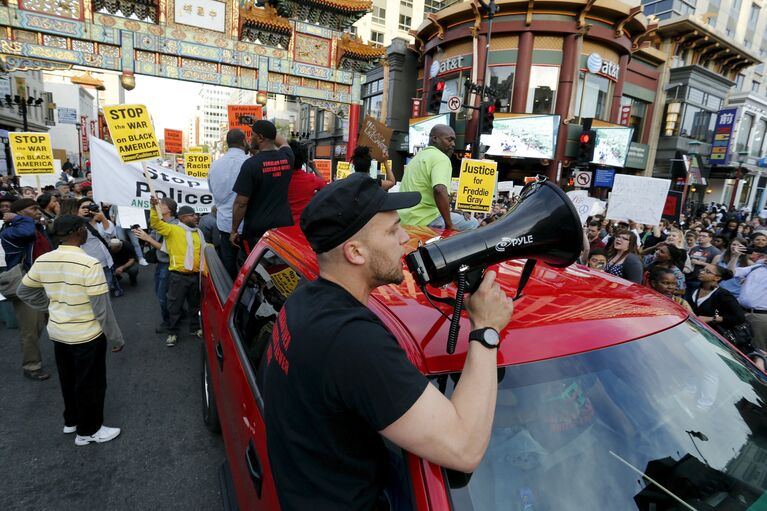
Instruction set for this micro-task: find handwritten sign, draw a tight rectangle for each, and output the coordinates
[606,174,671,226]
[227,105,263,138]
[9,132,55,175]
[456,159,497,213]
[184,152,212,178]
[103,104,161,163]
[164,128,183,154]
[314,159,332,182]
[336,161,351,180]
[566,190,604,225]
[357,116,393,162]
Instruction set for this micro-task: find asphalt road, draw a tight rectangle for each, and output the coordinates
[0,265,224,510]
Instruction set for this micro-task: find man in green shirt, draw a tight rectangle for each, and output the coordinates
[399,124,478,231]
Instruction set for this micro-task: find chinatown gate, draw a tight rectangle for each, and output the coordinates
[0,0,385,155]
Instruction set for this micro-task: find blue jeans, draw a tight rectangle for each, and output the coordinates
[154,262,170,323]
[104,266,114,292]
[428,212,479,231]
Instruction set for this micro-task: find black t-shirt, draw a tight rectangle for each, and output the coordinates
[232,146,295,238]
[264,278,428,511]
[112,242,136,267]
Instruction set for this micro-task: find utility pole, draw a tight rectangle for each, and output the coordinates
[471,0,497,158]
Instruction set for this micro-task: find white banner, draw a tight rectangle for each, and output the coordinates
[606,174,670,226]
[90,138,213,213]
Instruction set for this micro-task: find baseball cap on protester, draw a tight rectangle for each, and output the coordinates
[300,173,421,254]
[177,205,196,217]
[51,215,87,237]
[10,198,38,213]
[251,120,277,140]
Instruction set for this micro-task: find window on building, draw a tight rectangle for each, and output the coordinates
[680,106,715,141]
[526,66,559,114]
[736,112,754,153]
[424,0,441,13]
[489,66,515,112]
[749,3,761,27]
[401,0,413,7]
[370,31,384,47]
[736,74,746,89]
[363,94,383,120]
[399,14,411,31]
[753,81,761,92]
[575,72,612,121]
[372,6,386,24]
[751,118,766,157]
[348,26,358,36]
[621,96,649,143]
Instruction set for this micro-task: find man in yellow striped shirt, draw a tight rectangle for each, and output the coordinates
[17,215,124,446]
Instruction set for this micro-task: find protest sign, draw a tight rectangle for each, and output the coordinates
[90,138,212,213]
[184,153,211,178]
[117,206,148,229]
[227,105,263,138]
[566,191,604,225]
[606,174,671,226]
[662,190,684,222]
[270,267,301,298]
[9,133,55,175]
[19,161,60,189]
[497,181,515,192]
[188,146,203,153]
[336,161,351,180]
[103,105,161,163]
[164,129,183,154]
[450,178,459,193]
[357,116,393,162]
[314,159,332,182]
[456,159,497,212]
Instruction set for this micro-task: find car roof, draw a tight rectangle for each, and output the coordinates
[265,224,689,375]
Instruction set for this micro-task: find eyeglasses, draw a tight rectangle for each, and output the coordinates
[616,236,631,242]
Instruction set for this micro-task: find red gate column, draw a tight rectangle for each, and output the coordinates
[346,103,360,162]
[610,53,630,124]
[550,32,579,181]
[511,31,534,113]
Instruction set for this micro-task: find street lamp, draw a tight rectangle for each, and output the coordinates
[75,122,83,170]
[728,150,749,210]
[2,94,44,131]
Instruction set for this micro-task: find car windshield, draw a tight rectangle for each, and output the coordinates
[445,320,767,510]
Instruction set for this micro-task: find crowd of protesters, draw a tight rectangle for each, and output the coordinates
[581,205,767,357]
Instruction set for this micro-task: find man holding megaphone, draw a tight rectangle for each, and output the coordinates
[262,174,514,510]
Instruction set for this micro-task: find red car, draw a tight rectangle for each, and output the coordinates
[201,225,767,511]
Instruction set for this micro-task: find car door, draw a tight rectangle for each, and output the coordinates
[221,246,308,510]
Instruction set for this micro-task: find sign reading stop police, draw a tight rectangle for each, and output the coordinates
[574,170,593,188]
[456,158,498,212]
[9,132,55,175]
[103,104,161,163]
[184,153,212,178]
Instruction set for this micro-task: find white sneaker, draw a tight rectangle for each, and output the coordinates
[138,258,149,266]
[74,425,121,446]
[63,425,77,434]
[166,334,177,347]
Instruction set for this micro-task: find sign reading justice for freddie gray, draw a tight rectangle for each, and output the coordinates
[456,158,498,213]
[184,153,212,179]
[9,133,55,175]
[103,104,161,163]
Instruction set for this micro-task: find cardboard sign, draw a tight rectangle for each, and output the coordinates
[566,191,605,225]
[456,159,497,213]
[497,181,515,192]
[357,116,393,162]
[606,174,671,226]
[9,133,55,175]
[227,105,263,138]
[336,161,351,180]
[184,153,212,178]
[314,159,332,182]
[270,267,301,298]
[103,104,161,163]
[164,128,184,154]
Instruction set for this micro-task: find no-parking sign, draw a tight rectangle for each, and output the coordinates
[574,170,592,188]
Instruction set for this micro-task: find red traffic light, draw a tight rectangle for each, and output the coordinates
[579,133,591,144]
[435,81,445,92]
[487,104,496,114]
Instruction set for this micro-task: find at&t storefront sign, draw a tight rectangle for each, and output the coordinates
[431,56,465,77]
[586,53,620,81]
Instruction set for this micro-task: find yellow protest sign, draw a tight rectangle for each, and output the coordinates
[188,146,203,152]
[456,158,497,213]
[184,153,212,178]
[9,133,55,175]
[103,104,161,163]
[336,161,351,180]
[271,267,301,298]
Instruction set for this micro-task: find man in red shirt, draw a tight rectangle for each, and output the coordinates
[587,220,605,252]
[287,140,326,225]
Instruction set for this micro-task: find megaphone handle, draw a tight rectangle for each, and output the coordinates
[446,272,467,355]
[513,259,537,301]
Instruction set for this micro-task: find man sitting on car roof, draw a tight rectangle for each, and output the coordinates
[263,173,514,510]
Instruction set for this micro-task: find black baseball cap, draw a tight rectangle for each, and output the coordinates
[177,205,196,217]
[51,215,86,237]
[300,173,420,254]
[251,120,277,140]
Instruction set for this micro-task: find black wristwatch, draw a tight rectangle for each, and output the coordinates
[469,328,500,349]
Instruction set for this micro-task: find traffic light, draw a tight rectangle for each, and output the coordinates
[577,129,596,164]
[427,80,445,114]
[479,101,496,135]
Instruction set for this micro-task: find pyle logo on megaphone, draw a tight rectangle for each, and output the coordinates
[495,235,534,252]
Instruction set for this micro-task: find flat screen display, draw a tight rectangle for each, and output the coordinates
[480,115,559,159]
[408,114,450,154]
[591,127,633,168]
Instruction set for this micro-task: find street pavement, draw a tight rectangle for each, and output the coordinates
[0,265,224,510]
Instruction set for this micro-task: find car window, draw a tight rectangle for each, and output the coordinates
[232,249,306,398]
